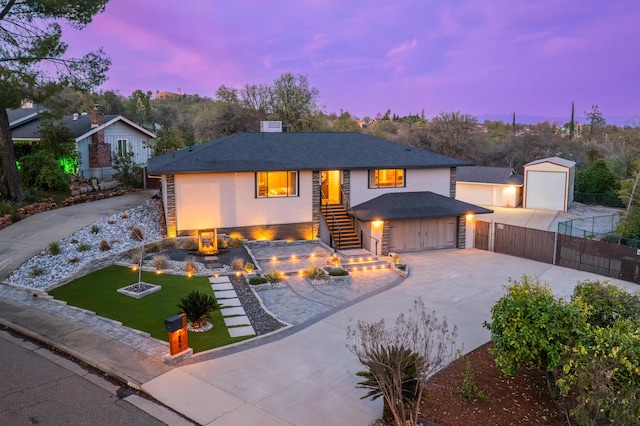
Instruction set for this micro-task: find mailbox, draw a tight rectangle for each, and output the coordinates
[165,315,184,332]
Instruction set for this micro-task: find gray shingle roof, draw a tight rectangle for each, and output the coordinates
[11,114,120,139]
[456,166,524,186]
[147,132,471,173]
[525,156,575,168]
[351,191,493,221]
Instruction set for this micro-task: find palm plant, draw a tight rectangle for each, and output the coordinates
[176,291,218,329]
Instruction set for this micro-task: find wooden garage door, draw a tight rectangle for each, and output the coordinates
[526,171,566,211]
[389,217,457,252]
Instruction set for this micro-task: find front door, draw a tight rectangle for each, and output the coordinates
[321,170,341,203]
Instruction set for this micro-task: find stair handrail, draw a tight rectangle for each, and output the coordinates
[320,188,341,250]
[340,187,379,252]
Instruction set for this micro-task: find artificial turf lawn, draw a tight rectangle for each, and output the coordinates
[49,265,250,353]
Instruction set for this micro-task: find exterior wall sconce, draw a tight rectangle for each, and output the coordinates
[466,213,475,221]
[372,220,384,228]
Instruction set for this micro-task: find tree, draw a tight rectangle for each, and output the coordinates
[421,111,484,162]
[574,160,620,194]
[0,0,110,203]
[585,104,606,142]
[569,101,575,140]
[270,72,320,131]
[347,298,459,426]
[126,90,152,128]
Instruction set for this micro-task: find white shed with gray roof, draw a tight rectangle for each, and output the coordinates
[523,157,575,212]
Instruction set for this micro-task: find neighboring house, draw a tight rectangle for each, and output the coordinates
[10,106,156,180]
[523,157,576,212]
[456,166,524,207]
[147,123,492,255]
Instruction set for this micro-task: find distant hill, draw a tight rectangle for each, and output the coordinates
[477,113,637,127]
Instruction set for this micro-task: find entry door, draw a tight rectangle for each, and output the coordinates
[321,170,341,203]
[389,217,457,252]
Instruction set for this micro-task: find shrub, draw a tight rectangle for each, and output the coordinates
[216,237,228,249]
[456,353,487,400]
[91,225,99,234]
[49,242,61,256]
[263,269,283,283]
[303,264,326,280]
[29,265,45,277]
[152,255,169,270]
[181,238,199,251]
[145,242,160,253]
[107,219,115,225]
[18,150,69,191]
[184,258,197,275]
[121,213,129,219]
[130,226,144,241]
[392,253,401,263]
[248,276,268,285]
[70,238,78,244]
[128,247,144,264]
[161,239,180,250]
[328,267,348,276]
[67,257,80,264]
[0,200,18,218]
[231,258,244,271]
[228,237,244,248]
[77,243,91,252]
[99,239,111,251]
[571,280,640,328]
[396,263,407,271]
[244,262,255,274]
[176,290,218,329]
[113,150,143,188]
[330,255,341,267]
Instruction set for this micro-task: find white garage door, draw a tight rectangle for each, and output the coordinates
[456,184,493,205]
[526,171,566,211]
[389,217,457,252]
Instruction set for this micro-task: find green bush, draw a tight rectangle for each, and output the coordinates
[456,353,487,400]
[91,225,99,234]
[29,265,45,277]
[49,242,61,255]
[161,239,180,250]
[0,200,18,218]
[18,150,69,191]
[112,150,143,188]
[77,243,91,252]
[145,242,160,253]
[176,290,218,329]
[228,237,244,248]
[248,276,268,285]
[328,267,348,276]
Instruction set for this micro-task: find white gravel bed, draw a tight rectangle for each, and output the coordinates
[6,200,165,289]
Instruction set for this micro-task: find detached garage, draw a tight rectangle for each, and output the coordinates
[523,157,575,212]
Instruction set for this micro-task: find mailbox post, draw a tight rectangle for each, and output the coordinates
[165,313,188,355]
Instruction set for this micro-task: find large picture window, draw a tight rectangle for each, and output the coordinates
[369,169,405,188]
[256,171,298,197]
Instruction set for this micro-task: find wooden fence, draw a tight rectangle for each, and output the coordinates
[475,221,640,284]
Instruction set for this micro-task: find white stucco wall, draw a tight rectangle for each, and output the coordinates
[523,161,575,211]
[350,168,451,207]
[174,171,312,231]
[456,183,522,207]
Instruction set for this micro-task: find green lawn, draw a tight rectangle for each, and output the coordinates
[49,265,250,353]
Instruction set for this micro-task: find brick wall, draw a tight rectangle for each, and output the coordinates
[88,106,111,168]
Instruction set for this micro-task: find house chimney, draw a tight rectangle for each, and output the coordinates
[90,105,104,128]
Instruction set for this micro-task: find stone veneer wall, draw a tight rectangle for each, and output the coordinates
[312,171,320,238]
[342,170,351,203]
[165,175,177,237]
[177,222,313,242]
[457,217,466,248]
[381,220,390,255]
[450,168,457,198]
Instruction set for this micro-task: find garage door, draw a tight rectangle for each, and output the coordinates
[389,217,457,252]
[456,184,493,205]
[526,171,566,211]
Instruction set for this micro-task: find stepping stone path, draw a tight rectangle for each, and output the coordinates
[208,275,255,337]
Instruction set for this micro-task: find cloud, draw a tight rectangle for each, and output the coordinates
[386,38,418,57]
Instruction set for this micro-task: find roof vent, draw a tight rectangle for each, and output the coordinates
[260,121,283,133]
[73,113,79,120]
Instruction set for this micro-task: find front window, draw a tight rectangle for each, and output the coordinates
[256,171,298,197]
[369,169,405,188]
[117,139,128,156]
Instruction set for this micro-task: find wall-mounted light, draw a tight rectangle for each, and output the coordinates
[466,213,475,221]
[372,220,384,228]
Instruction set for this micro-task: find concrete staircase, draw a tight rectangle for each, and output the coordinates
[339,249,392,272]
[321,203,361,250]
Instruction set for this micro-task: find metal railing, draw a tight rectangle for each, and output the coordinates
[320,188,341,249]
[340,187,380,254]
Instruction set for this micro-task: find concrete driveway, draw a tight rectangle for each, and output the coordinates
[142,249,630,426]
[0,190,156,281]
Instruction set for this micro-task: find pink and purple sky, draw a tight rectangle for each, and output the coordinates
[64,0,640,124]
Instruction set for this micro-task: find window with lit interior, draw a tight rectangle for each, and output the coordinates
[256,171,298,197]
[369,169,405,188]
